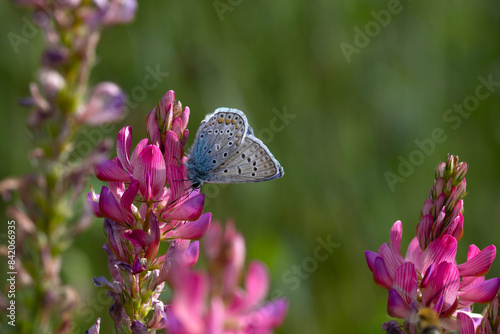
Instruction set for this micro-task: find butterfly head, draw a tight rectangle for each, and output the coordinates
[191,180,203,189]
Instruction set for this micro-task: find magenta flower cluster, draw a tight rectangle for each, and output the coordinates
[167,222,288,333]
[366,155,500,333]
[87,90,287,333]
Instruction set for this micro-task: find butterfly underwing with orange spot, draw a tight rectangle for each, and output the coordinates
[186,108,284,189]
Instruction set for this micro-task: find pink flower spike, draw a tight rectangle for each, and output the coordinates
[373,257,393,289]
[94,158,132,182]
[132,145,167,201]
[164,131,182,166]
[387,288,410,319]
[365,251,377,272]
[161,194,205,221]
[458,245,496,277]
[116,126,133,173]
[166,212,211,240]
[459,278,500,303]
[243,261,270,309]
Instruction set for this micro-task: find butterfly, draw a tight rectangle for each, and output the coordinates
[186,108,284,189]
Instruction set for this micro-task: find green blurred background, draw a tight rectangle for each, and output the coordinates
[1,0,500,333]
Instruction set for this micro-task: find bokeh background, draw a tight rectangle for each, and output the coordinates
[1,1,500,333]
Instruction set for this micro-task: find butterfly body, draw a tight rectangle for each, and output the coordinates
[186,108,284,188]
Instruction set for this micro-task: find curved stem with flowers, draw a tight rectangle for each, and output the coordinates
[366,155,500,333]
[87,91,288,333]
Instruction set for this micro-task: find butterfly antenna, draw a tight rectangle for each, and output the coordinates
[173,156,186,167]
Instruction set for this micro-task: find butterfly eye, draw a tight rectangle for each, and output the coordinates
[192,181,202,189]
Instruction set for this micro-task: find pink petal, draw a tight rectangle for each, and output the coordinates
[244,261,270,309]
[164,130,183,166]
[387,288,410,318]
[393,262,418,305]
[432,192,446,216]
[181,129,189,147]
[120,179,139,214]
[448,213,464,240]
[124,228,153,249]
[171,117,183,139]
[161,194,205,221]
[457,312,475,334]
[373,257,393,289]
[422,261,459,310]
[164,212,211,240]
[99,186,134,225]
[116,126,133,173]
[245,298,288,329]
[422,236,457,275]
[405,237,422,271]
[365,251,377,272]
[94,158,131,182]
[458,245,496,277]
[432,207,446,239]
[459,278,500,303]
[132,145,167,201]
[166,164,189,203]
[159,239,191,282]
[184,241,199,266]
[417,214,434,248]
[159,90,174,129]
[378,243,402,279]
[146,214,160,261]
[87,192,102,217]
[206,297,225,334]
[180,106,190,132]
[130,138,149,167]
[87,318,101,334]
[146,108,162,147]
[421,199,434,216]
[390,221,403,261]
